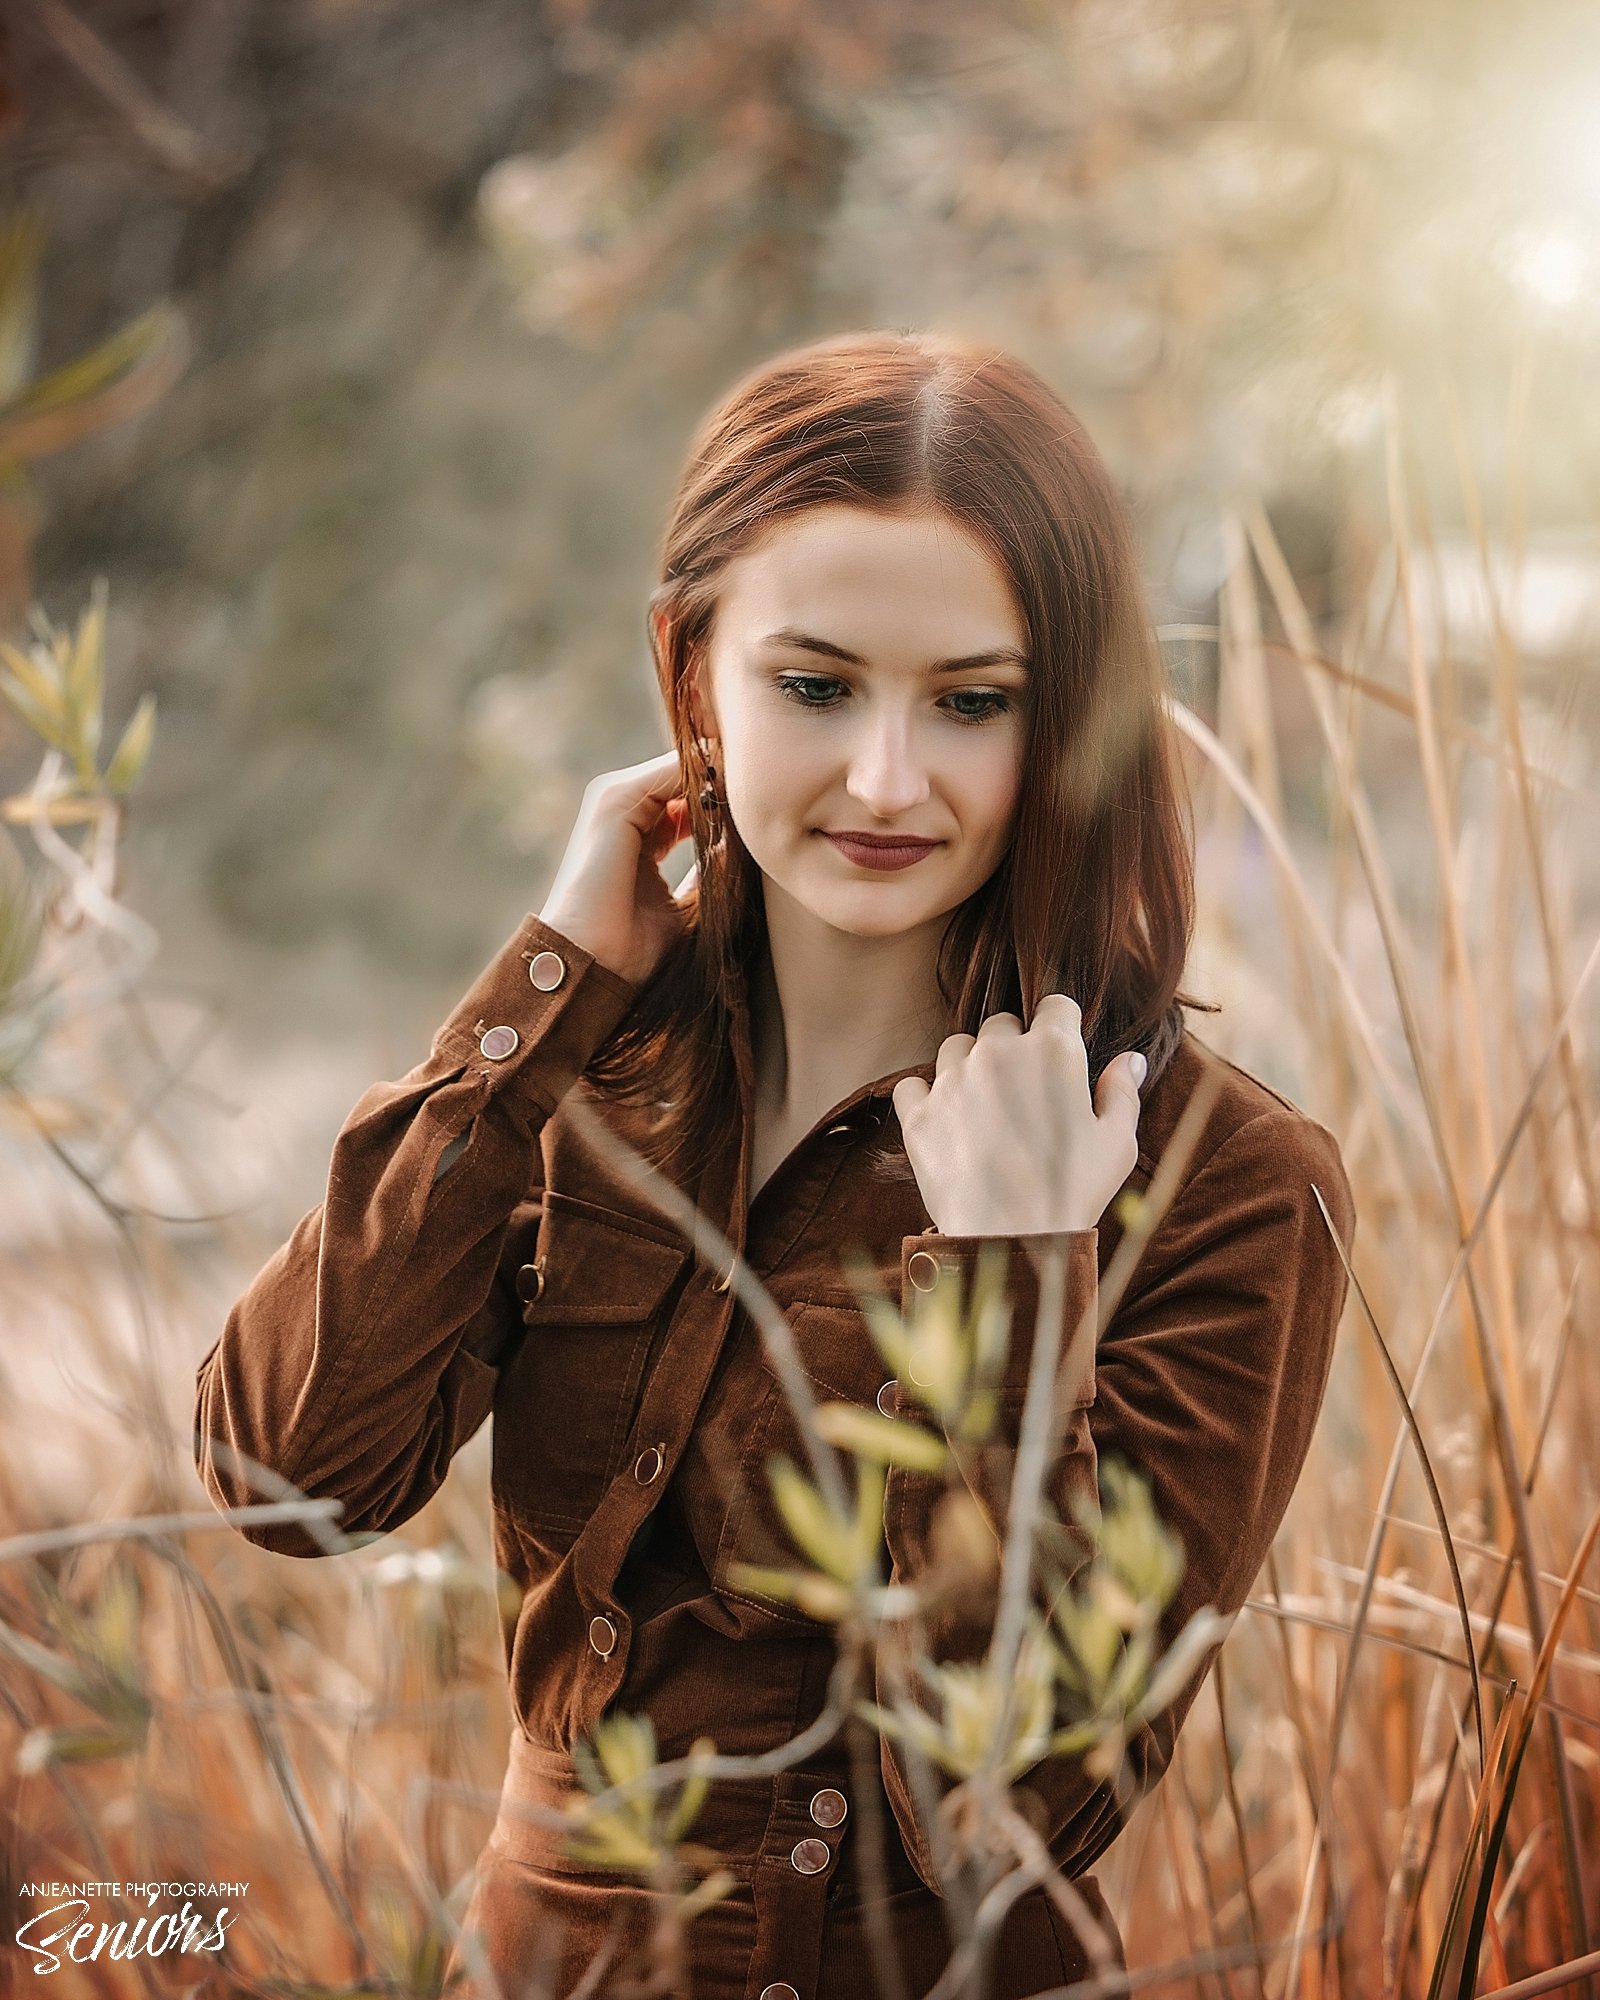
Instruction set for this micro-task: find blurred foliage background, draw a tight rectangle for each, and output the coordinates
[7,0,1597,1128]
[3,0,1600,1993]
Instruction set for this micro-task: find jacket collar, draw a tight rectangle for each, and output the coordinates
[723,941,940,1127]
[713,936,940,1232]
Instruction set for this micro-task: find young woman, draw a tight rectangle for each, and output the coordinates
[194,330,1356,1999]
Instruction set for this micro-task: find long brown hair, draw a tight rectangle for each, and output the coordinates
[583,329,1213,1193]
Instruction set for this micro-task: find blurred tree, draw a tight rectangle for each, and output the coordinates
[0,214,189,628]
[1,0,1592,996]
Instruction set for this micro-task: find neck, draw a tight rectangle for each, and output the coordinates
[750,879,950,1126]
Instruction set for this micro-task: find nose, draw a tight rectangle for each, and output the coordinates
[844,705,930,820]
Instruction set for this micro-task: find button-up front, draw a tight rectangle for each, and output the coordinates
[193,911,1356,1997]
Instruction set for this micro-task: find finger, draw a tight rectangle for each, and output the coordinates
[611,754,691,830]
[647,795,691,861]
[934,1032,975,1078]
[1032,993,1088,1091]
[973,1011,1022,1041]
[1031,992,1084,1043]
[606,749,682,792]
[1024,996,1088,1064]
[892,1075,930,1122]
[1094,1050,1147,1129]
[672,857,699,905]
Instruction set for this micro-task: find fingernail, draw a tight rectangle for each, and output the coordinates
[1130,1052,1147,1083]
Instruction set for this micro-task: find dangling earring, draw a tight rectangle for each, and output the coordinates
[697,742,724,815]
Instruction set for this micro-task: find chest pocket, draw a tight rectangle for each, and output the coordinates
[493,1192,690,1549]
[714,1301,894,1620]
[713,1293,1098,1617]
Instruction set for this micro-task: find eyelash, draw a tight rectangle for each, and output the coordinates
[773,672,1015,725]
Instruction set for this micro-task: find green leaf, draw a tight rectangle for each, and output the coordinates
[951,1383,1001,1447]
[813,1399,950,1472]
[1120,1607,1231,1732]
[678,1867,739,1920]
[561,1812,660,1873]
[570,1734,608,1799]
[1052,1591,1125,1704]
[0,213,42,407]
[0,302,178,422]
[857,1291,914,1377]
[0,671,75,755]
[0,302,190,461]
[850,1456,887,1570]
[967,1241,1014,1390]
[1096,1460,1185,1611]
[768,1455,859,1579]
[853,1693,963,1777]
[17,1718,148,1771]
[65,579,106,767]
[90,1567,142,1674]
[0,637,67,724]
[1047,1716,1112,1758]
[663,1737,716,1844]
[593,1710,657,1793]
[104,692,156,795]
[723,1560,852,1622]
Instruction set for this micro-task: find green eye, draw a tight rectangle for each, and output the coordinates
[942,690,1012,724]
[775,673,846,708]
[774,674,1014,724]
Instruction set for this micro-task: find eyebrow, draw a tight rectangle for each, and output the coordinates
[757,627,1031,676]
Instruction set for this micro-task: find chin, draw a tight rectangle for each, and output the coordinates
[801,889,945,941]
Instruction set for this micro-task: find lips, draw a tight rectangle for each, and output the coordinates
[820,830,940,872]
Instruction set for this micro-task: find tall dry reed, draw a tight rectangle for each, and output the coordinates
[2,382,1597,1999]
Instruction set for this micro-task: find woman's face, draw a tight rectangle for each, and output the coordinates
[691,503,1030,941]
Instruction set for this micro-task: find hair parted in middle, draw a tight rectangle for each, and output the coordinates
[579,326,1213,1193]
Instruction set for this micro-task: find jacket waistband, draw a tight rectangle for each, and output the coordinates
[485,1726,927,1901]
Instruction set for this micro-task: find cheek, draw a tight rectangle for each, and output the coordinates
[725,711,830,815]
[957,741,1025,843]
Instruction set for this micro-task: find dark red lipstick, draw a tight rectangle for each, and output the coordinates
[820,829,941,872]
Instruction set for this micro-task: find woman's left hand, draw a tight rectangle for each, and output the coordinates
[890,996,1146,1237]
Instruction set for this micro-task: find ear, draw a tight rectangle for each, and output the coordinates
[653,602,710,730]
[684,649,718,746]
[648,601,670,664]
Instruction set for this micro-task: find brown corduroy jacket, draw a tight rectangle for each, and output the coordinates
[193,910,1356,1905]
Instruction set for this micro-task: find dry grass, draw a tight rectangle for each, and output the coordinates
[2,391,1597,1997]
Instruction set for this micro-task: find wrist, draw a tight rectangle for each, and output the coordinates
[929,1211,1100,1238]
[535,907,634,988]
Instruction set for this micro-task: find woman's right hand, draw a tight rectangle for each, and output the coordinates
[538,750,697,989]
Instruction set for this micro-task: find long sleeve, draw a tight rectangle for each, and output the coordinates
[876,1106,1356,1892]
[192,914,640,1559]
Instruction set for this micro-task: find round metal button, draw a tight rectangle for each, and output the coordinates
[759,1987,800,2000]
[907,1248,943,1292]
[515,1259,546,1304]
[790,1837,831,1875]
[479,1024,519,1061]
[528,950,566,991]
[875,1379,898,1418]
[634,1444,664,1484]
[588,1615,617,1657]
[809,1787,848,1828]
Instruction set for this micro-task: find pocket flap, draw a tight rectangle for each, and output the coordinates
[520,1192,689,1325]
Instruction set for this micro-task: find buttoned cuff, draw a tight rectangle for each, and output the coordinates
[430,915,641,1117]
[899,1229,1100,1412]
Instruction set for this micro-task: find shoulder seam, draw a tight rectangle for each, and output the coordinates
[1147,1103,1330,1212]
